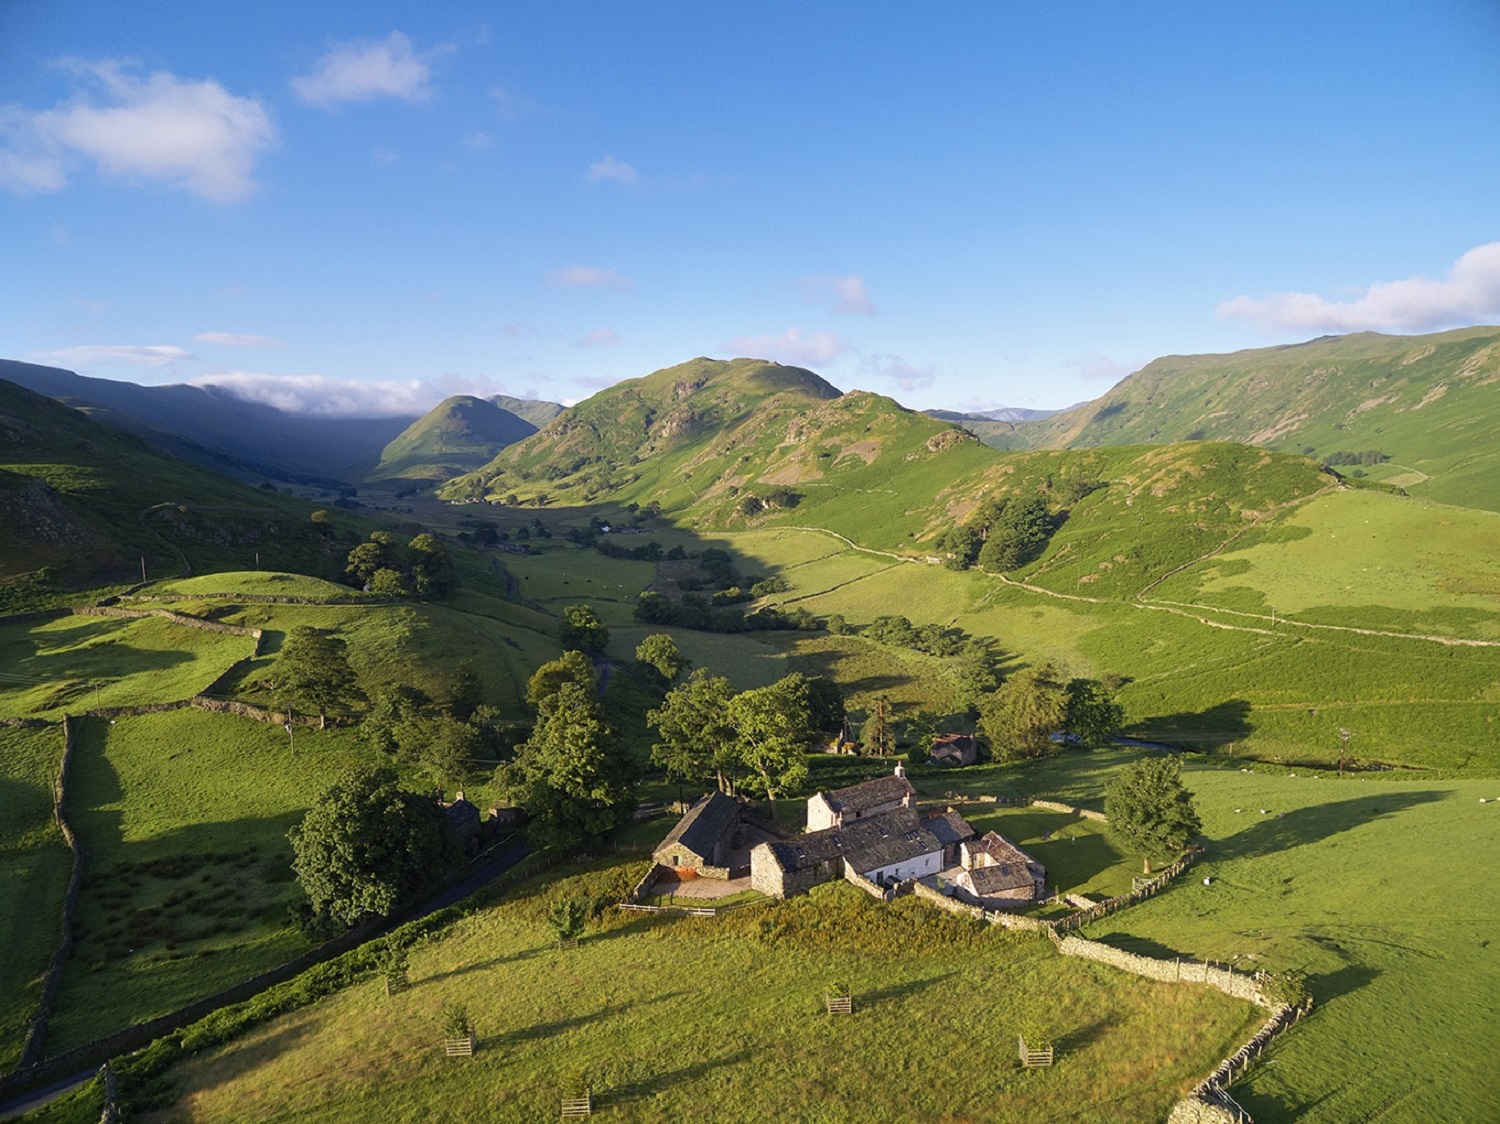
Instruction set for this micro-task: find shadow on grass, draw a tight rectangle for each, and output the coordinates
[1055,1016,1114,1053]
[604,1049,753,1106]
[1305,960,1381,1005]
[1214,790,1446,860]
[1126,699,1253,750]
[855,970,958,1010]
[496,990,690,1048]
[415,944,547,986]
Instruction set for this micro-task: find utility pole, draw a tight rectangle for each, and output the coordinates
[140,556,147,582]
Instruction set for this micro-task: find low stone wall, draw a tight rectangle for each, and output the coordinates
[624,863,668,905]
[1027,798,1108,823]
[0,716,55,729]
[842,865,889,901]
[191,696,348,728]
[70,605,262,640]
[1056,934,1270,1006]
[17,716,86,1069]
[911,880,985,920]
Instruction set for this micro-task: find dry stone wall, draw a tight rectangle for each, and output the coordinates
[1055,935,1270,1006]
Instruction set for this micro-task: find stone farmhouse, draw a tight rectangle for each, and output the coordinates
[440,790,481,856]
[949,831,1047,909]
[805,764,915,832]
[653,791,742,877]
[929,732,978,767]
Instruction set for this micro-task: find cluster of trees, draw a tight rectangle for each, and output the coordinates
[977,663,1125,761]
[634,590,819,634]
[936,493,1054,572]
[647,668,843,820]
[1320,450,1391,467]
[737,487,801,515]
[361,662,508,792]
[345,530,456,598]
[261,625,363,729]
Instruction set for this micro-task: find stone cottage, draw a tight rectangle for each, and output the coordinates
[441,790,482,856]
[750,807,945,898]
[653,791,742,877]
[805,763,915,832]
[951,831,1046,908]
[929,733,978,767]
[924,807,978,866]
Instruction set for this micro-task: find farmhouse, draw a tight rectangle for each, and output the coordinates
[805,763,915,831]
[950,831,1046,908]
[750,808,953,898]
[441,790,481,855]
[653,791,742,877]
[929,733,978,767]
[924,807,978,866]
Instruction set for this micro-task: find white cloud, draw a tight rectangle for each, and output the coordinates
[587,155,639,185]
[194,332,284,348]
[1218,243,1500,334]
[799,274,876,315]
[290,32,435,109]
[861,353,935,392]
[576,328,622,348]
[188,370,539,417]
[461,130,494,152]
[549,264,633,291]
[33,344,194,368]
[727,328,848,368]
[0,61,276,203]
[1068,354,1139,382]
[489,86,533,120]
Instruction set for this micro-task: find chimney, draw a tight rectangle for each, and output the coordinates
[894,761,906,779]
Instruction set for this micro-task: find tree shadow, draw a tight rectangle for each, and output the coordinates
[416,944,547,985]
[1055,1016,1114,1053]
[1305,960,1381,1004]
[1125,699,1253,750]
[494,989,689,1048]
[855,969,958,1010]
[604,1049,753,1106]
[1214,790,1446,861]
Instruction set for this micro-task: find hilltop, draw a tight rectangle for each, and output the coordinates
[367,395,538,483]
[982,327,1500,511]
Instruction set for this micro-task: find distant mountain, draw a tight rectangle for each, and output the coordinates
[0,361,416,487]
[488,394,565,429]
[924,406,1063,423]
[978,327,1500,511]
[0,377,351,595]
[368,395,538,483]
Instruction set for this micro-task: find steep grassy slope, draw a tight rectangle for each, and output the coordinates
[0,379,355,599]
[367,395,536,483]
[985,327,1500,511]
[488,393,564,429]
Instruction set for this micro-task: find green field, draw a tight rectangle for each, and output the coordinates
[0,724,70,1070]
[42,711,376,1053]
[133,864,1258,1124]
[0,614,255,721]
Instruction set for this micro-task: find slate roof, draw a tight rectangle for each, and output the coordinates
[443,796,480,841]
[924,808,977,850]
[655,791,740,860]
[961,863,1035,895]
[822,773,915,815]
[966,831,1045,880]
[929,733,977,765]
[764,808,941,875]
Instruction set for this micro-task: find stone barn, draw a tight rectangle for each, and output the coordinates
[805,763,915,832]
[924,807,978,866]
[653,791,742,877]
[952,831,1046,908]
[750,808,945,898]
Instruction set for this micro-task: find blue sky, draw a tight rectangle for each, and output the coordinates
[4,1,1499,417]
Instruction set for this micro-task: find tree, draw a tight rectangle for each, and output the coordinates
[635,633,687,685]
[861,695,895,757]
[408,533,455,599]
[368,568,410,597]
[727,673,811,823]
[900,708,944,768]
[1062,677,1125,749]
[361,684,429,756]
[289,766,459,930]
[1105,756,1202,865]
[525,650,597,708]
[271,625,363,729]
[647,668,739,792]
[560,603,610,655]
[495,681,636,847]
[447,659,485,722]
[345,531,400,587]
[952,640,1000,713]
[977,495,1053,572]
[805,676,846,738]
[418,717,480,792]
[978,662,1067,760]
[548,896,589,943]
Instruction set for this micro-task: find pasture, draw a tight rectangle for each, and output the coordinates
[42,711,374,1053]
[0,724,70,1070]
[135,866,1259,1124]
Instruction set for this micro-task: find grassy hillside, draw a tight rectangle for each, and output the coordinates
[488,393,564,429]
[986,327,1500,512]
[0,378,362,602]
[367,396,537,483]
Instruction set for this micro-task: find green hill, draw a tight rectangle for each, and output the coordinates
[0,378,356,603]
[367,395,537,483]
[985,326,1500,511]
[488,394,564,429]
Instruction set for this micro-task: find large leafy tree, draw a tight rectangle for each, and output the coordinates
[978,662,1067,760]
[525,650,597,708]
[408,533,455,599]
[345,531,401,587]
[727,673,811,823]
[560,603,610,656]
[1105,756,1203,865]
[270,625,363,729]
[635,633,687,685]
[289,766,458,930]
[647,668,739,793]
[497,681,636,847]
[1063,677,1125,749]
[977,494,1053,572]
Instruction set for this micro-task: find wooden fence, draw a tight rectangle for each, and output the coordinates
[560,1087,593,1117]
[1018,1035,1054,1067]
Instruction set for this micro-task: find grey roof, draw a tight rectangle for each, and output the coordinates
[929,734,977,764]
[823,773,915,815]
[968,831,1045,878]
[655,791,740,860]
[443,798,480,838]
[924,809,977,849]
[962,863,1036,895]
[765,808,940,876]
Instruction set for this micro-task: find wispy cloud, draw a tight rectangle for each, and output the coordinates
[575,328,621,348]
[727,328,847,368]
[801,274,876,316]
[549,264,632,291]
[0,60,276,203]
[33,344,194,368]
[587,155,638,186]
[1068,353,1139,382]
[1218,243,1500,334]
[189,371,534,417]
[489,86,534,120]
[861,353,935,392]
[194,332,284,348]
[290,32,436,109]
[461,130,494,152]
